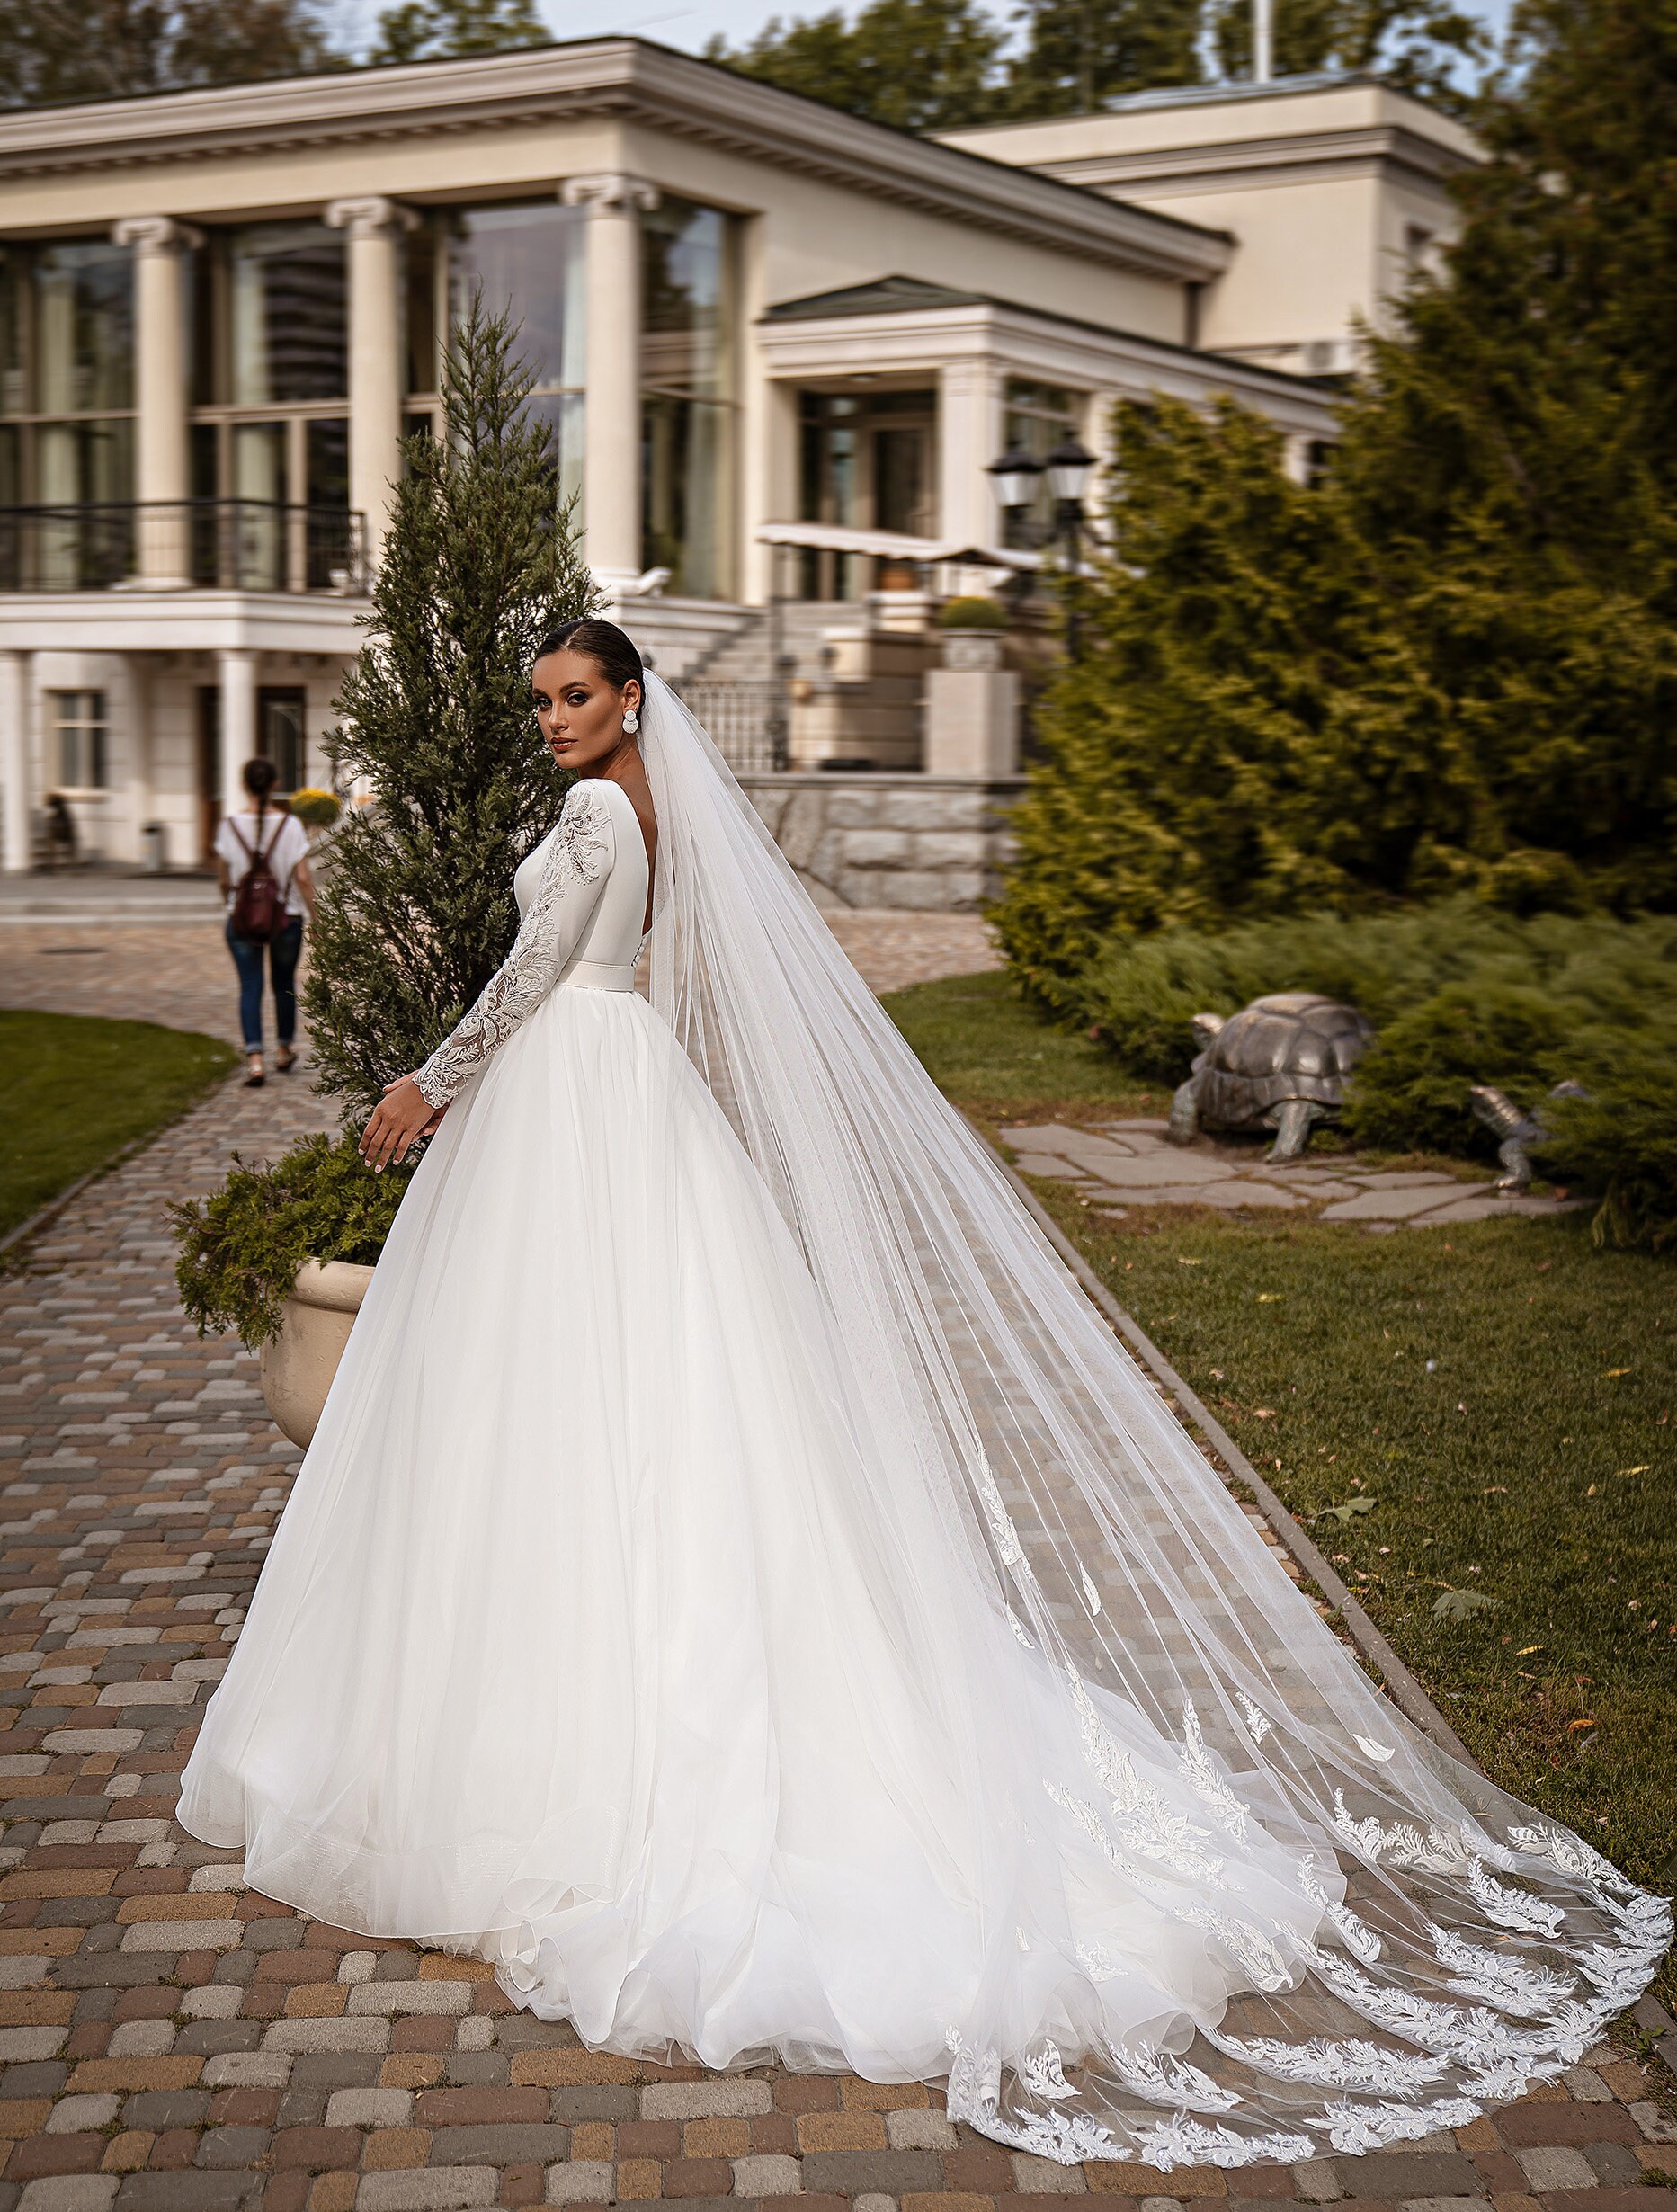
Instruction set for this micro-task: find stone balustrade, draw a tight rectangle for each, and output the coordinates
[738,770,1023,912]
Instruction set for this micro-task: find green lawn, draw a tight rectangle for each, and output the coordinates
[887,969,1677,1930]
[0,1011,240,1243]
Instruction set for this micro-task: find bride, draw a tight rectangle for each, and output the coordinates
[179,618,1667,2167]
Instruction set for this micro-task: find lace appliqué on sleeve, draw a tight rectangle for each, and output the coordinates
[415,785,613,1108]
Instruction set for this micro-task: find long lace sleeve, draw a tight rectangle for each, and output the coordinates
[415,783,615,1108]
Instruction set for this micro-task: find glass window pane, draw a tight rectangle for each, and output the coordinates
[37,418,133,504]
[259,687,307,792]
[0,250,24,416]
[51,690,109,789]
[522,392,584,522]
[643,393,730,599]
[447,203,586,394]
[306,418,349,510]
[35,242,132,414]
[229,224,346,405]
[642,200,729,400]
[405,220,438,396]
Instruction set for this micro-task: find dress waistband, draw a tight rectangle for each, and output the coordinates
[559,958,638,993]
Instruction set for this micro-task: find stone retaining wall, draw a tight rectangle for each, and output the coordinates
[737,772,1024,912]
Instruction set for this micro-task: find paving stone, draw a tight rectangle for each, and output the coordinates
[0,910,1654,2212]
[1517,2151,1599,2193]
[545,2161,615,2203]
[641,2082,773,2121]
[355,2171,500,2210]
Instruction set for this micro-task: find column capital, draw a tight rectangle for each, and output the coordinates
[560,172,661,217]
[112,216,203,255]
[324,196,421,240]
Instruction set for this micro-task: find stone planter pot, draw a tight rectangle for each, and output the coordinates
[941,630,1004,673]
[259,1258,375,1450]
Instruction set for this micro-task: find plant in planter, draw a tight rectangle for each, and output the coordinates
[287,787,343,832]
[938,595,1006,630]
[173,302,597,1442]
[937,594,1008,674]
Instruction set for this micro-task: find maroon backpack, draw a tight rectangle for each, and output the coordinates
[227,814,287,942]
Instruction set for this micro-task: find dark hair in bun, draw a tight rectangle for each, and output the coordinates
[534,619,644,695]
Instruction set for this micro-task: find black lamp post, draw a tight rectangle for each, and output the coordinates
[986,434,1095,656]
[1044,433,1095,657]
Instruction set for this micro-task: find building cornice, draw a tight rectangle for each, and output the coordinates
[754,294,1340,433]
[0,40,1233,282]
[1030,120,1475,198]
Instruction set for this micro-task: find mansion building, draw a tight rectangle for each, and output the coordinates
[0,44,1476,870]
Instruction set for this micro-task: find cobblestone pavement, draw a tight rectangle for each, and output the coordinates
[0,913,998,1057]
[0,938,1672,2210]
[1000,1119,1583,1230]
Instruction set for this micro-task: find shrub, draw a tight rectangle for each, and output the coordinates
[1539,1030,1677,1253]
[173,1135,414,1350]
[287,787,342,830]
[1339,983,1569,1155]
[938,595,1006,629]
[1073,902,1677,1245]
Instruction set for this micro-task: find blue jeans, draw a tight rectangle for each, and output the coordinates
[227,914,303,1051]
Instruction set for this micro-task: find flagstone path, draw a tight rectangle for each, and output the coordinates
[0,924,1669,2210]
[999,1121,1583,1231]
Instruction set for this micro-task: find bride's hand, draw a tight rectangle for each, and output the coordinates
[359,1075,437,1173]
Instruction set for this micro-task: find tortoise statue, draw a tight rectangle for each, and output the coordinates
[1168,992,1375,1162]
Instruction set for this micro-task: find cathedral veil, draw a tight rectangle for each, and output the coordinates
[637,668,1669,2167]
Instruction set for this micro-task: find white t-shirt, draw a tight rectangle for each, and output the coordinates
[216,809,310,921]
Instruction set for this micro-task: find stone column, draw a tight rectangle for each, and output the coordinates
[560,173,660,595]
[939,358,1003,554]
[0,648,34,873]
[219,647,257,820]
[325,198,417,575]
[112,218,201,586]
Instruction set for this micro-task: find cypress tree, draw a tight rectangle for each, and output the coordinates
[303,302,596,1118]
[991,398,1459,1008]
[995,0,1677,1007]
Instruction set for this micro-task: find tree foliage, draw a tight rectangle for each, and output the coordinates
[708,0,1486,127]
[706,0,1006,131]
[991,398,1459,1006]
[302,304,595,1120]
[369,0,549,66]
[995,0,1677,1005]
[1209,0,1485,111]
[0,0,340,106]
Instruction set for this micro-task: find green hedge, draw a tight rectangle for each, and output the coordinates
[173,1133,415,1350]
[1073,902,1677,1248]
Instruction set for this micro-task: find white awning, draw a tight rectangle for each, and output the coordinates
[756,520,1039,571]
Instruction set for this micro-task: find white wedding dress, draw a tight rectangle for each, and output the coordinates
[180,687,1667,2168]
[182,776,1319,2069]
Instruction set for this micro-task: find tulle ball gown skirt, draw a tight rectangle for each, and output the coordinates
[179,982,1329,2084]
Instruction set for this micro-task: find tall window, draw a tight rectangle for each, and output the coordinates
[189,224,348,580]
[258,686,308,793]
[50,690,109,790]
[1003,377,1080,549]
[439,203,587,512]
[0,241,134,556]
[642,199,736,599]
[797,388,937,600]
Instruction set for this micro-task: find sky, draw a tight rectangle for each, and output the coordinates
[337,0,1514,66]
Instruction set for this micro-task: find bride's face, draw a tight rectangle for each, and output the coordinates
[531,651,643,772]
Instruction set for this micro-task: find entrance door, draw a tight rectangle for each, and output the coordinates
[196,686,220,865]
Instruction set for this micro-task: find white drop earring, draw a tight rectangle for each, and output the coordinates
[622,707,640,735]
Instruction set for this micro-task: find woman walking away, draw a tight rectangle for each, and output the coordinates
[215,757,316,1087]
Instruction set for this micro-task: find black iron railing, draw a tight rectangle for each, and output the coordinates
[0,501,368,594]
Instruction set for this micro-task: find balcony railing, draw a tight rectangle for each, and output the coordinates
[0,501,368,595]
